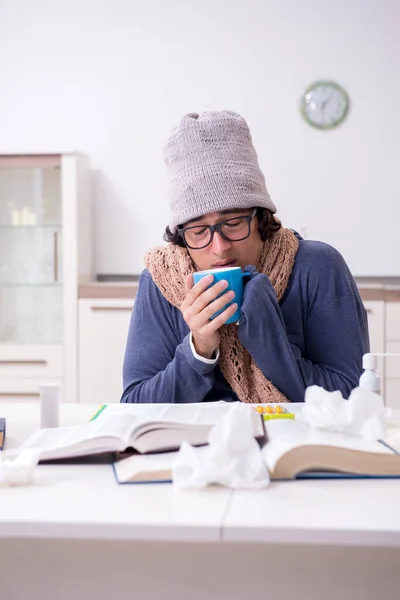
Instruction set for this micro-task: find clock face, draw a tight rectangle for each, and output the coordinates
[301,81,349,130]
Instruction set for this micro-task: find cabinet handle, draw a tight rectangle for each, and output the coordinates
[90,306,133,311]
[0,392,40,397]
[0,360,48,365]
[54,231,59,282]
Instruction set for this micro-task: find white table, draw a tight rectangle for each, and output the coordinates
[1,402,400,600]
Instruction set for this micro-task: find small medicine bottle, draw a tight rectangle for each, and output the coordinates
[359,353,381,395]
[39,383,61,428]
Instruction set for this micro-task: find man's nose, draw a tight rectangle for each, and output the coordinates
[209,230,232,253]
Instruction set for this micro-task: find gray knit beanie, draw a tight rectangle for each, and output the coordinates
[164,110,276,233]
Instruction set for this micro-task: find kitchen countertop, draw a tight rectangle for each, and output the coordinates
[79,281,139,299]
[354,277,400,301]
[78,276,400,301]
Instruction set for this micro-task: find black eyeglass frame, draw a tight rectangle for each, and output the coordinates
[177,209,257,250]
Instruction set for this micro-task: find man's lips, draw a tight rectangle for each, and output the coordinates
[212,260,237,268]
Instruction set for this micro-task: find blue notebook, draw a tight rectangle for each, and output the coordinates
[0,418,6,451]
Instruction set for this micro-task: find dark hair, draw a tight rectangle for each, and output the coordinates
[163,207,281,247]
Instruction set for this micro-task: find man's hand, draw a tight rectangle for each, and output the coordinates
[181,274,237,359]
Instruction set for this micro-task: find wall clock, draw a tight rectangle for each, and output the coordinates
[301,81,349,130]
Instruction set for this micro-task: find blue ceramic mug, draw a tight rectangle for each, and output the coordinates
[193,266,249,324]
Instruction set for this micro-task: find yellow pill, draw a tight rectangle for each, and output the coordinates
[266,405,275,413]
[276,406,284,413]
[255,406,264,413]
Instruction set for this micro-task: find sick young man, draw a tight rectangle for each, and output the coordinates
[121,111,369,404]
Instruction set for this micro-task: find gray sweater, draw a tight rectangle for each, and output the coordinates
[121,239,369,403]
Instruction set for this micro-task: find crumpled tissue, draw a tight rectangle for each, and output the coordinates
[172,404,270,490]
[302,385,386,440]
[0,448,41,486]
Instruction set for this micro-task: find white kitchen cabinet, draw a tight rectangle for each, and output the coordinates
[385,299,400,408]
[363,299,385,397]
[385,379,400,409]
[78,298,134,404]
[364,300,385,354]
[386,301,400,339]
[0,154,92,403]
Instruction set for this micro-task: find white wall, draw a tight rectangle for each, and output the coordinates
[0,0,399,276]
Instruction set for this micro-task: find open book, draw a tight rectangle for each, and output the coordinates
[113,416,400,484]
[263,419,400,479]
[18,403,265,462]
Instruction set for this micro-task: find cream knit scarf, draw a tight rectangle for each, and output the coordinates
[144,228,299,403]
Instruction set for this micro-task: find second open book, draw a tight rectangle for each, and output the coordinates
[18,402,265,461]
[113,413,400,484]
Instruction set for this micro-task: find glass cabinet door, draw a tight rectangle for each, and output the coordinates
[0,158,63,344]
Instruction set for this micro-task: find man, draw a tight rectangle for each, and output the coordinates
[121,110,369,404]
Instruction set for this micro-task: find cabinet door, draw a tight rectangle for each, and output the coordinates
[78,299,134,404]
[364,300,385,353]
[385,377,400,409]
[0,159,63,346]
[386,302,400,340]
[363,300,385,392]
[385,302,400,408]
[385,341,400,379]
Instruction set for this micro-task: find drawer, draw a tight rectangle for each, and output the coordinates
[386,302,400,340]
[0,345,63,378]
[385,379,400,409]
[0,377,63,402]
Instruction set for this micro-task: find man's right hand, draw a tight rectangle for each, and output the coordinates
[180,274,237,359]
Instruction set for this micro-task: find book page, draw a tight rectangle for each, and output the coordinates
[19,413,139,456]
[88,412,139,443]
[20,427,79,452]
[103,402,234,425]
[262,419,393,474]
[103,402,264,440]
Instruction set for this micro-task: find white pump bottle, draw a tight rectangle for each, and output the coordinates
[359,353,381,395]
[359,352,400,397]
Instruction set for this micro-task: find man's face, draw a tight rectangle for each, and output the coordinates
[183,209,263,271]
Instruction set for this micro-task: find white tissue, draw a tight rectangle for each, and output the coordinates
[302,385,386,440]
[172,404,270,490]
[0,448,41,486]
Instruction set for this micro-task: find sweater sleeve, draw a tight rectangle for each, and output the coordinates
[121,270,218,403]
[237,246,369,402]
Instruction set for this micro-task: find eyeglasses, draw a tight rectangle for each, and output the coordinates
[178,209,257,250]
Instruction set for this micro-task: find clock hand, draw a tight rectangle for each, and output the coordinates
[321,91,333,112]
